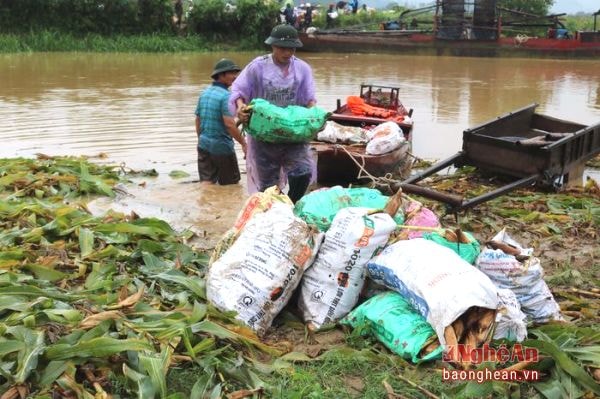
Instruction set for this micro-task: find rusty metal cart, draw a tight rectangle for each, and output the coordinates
[396,103,600,212]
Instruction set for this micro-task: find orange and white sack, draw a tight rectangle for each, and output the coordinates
[494,288,528,342]
[365,121,405,155]
[475,229,563,323]
[367,239,499,347]
[209,186,292,266]
[298,207,397,329]
[207,202,323,336]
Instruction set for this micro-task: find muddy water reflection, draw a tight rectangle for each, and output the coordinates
[1,52,599,238]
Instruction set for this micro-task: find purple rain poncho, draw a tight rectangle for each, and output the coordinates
[229,54,317,194]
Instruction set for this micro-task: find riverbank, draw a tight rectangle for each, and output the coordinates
[0,31,249,53]
[1,155,598,398]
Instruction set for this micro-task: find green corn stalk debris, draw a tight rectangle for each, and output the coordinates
[0,156,599,398]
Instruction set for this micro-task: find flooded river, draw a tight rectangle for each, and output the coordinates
[1,52,599,245]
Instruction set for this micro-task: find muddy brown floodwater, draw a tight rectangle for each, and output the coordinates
[1,52,599,246]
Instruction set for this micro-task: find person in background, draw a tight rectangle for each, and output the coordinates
[229,24,317,203]
[349,0,358,14]
[326,3,336,29]
[195,59,246,185]
[282,3,296,26]
[174,0,183,28]
[410,17,418,30]
[304,3,313,29]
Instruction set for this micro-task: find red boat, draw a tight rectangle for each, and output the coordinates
[299,2,600,59]
[311,84,414,185]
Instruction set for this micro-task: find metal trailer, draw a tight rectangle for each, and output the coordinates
[396,103,600,212]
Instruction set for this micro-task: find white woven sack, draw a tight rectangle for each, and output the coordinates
[367,238,499,347]
[494,288,528,342]
[298,207,397,328]
[475,229,563,323]
[207,202,324,336]
[365,121,404,155]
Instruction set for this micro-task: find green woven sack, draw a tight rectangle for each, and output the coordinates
[422,231,481,264]
[247,98,329,143]
[294,186,405,232]
[341,291,443,363]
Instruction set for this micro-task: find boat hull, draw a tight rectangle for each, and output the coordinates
[311,140,411,185]
[299,31,600,59]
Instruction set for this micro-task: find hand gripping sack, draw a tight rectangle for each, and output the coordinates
[367,239,499,347]
[297,207,397,329]
[247,98,329,144]
[207,202,324,336]
[342,291,443,363]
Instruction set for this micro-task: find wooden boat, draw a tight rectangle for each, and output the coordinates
[312,140,412,185]
[311,84,414,185]
[299,3,600,59]
[299,30,600,59]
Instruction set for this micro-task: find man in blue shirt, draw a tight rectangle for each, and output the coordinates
[195,58,246,185]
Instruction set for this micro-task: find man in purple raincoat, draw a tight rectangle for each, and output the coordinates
[229,24,317,203]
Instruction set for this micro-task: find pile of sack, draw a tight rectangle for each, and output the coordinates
[317,120,406,155]
[207,186,563,366]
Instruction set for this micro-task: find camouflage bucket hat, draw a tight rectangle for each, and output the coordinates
[264,24,303,48]
[211,58,241,79]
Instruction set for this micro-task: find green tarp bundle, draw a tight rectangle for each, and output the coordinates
[342,291,443,363]
[247,98,329,143]
[294,186,405,232]
[422,231,481,264]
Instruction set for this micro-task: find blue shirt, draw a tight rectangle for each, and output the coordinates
[195,82,234,155]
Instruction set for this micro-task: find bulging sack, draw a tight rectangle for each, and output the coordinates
[398,198,440,239]
[247,98,329,144]
[494,288,528,342]
[317,120,368,144]
[475,229,563,323]
[422,230,481,265]
[365,121,405,155]
[297,207,397,329]
[342,291,443,363]
[207,202,324,336]
[367,239,499,347]
[209,186,292,266]
[294,186,404,232]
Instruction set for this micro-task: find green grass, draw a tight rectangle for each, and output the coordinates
[0,30,242,53]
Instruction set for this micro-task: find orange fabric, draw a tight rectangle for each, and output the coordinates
[346,96,404,123]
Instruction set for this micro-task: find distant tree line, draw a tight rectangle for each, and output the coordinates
[187,0,279,46]
[0,0,280,46]
[0,0,173,35]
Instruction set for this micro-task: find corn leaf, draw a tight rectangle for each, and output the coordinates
[0,340,26,357]
[525,338,600,395]
[78,227,94,258]
[139,346,173,399]
[189,371,216,399]
[123,363,157,399]
[191,320,283,356]
[152,270,206,300]
[45,337,153,360]
[8,326,46,383]
[38,360,70,387]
